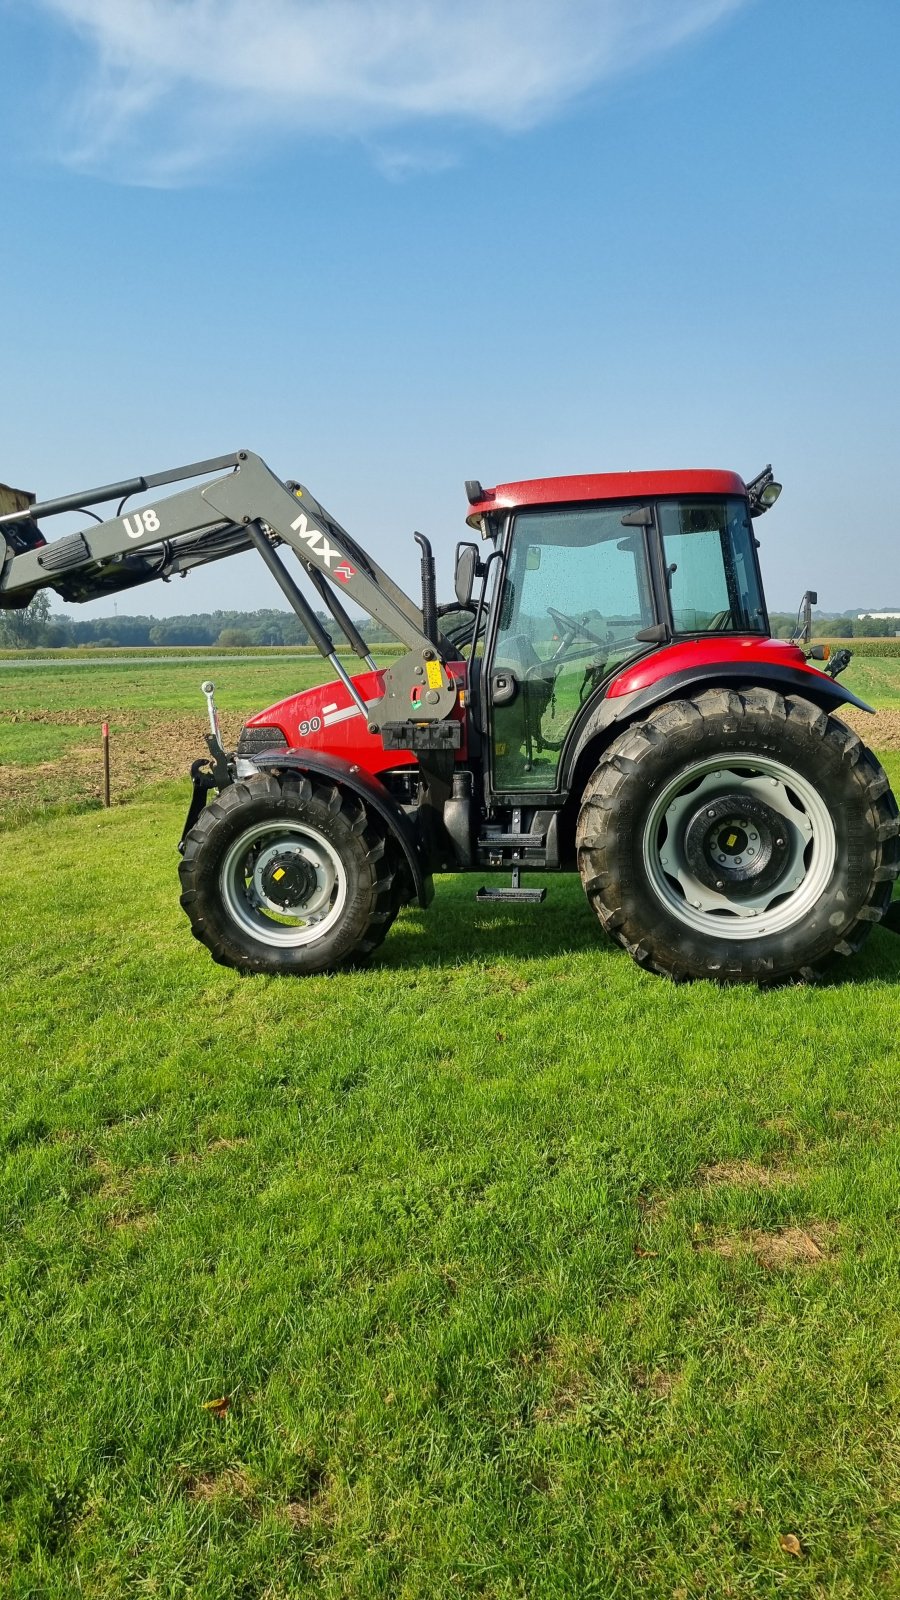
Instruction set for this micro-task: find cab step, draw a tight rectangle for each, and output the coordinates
[477,866,546,904]
[476,832,545,848]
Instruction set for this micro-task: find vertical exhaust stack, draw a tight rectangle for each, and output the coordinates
[414,533,438,645]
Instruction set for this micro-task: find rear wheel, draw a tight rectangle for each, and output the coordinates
[179,773,397,974]
[576,688,900,982]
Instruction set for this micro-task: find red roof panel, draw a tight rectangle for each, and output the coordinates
[466,469,747,522]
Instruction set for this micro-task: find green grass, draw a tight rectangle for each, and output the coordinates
[0,654,356,715]
[842,655,900,706]
[3,772,900,1597]
[3,655,900,1595]
[0,720,96,766]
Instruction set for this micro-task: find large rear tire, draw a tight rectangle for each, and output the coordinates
[576,688,900,982]
[178,773,397,975]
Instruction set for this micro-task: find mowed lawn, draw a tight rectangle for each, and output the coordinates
[2,656,900,1598]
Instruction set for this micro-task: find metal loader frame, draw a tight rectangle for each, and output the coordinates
[0,449,460,741]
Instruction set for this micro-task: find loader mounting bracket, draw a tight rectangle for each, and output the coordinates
[179,757,219,852]
[380,721,462,751]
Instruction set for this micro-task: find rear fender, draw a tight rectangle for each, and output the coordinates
[242,748,433,909]
[562,662,874,795]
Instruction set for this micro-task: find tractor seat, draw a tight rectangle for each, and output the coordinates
[494,633,544,677]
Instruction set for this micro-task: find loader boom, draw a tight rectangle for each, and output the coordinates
[0,449,458,733]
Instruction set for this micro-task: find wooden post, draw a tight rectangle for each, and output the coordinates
[102,721,110,807]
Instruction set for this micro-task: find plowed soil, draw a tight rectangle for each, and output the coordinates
[0,707,245,825]
[839,706,900,749]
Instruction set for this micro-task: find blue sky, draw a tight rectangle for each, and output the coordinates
[1,0,898,619]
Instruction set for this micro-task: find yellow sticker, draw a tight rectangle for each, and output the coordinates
[425,660,443,689]
[272,867,286,881]
[726,833,737,848]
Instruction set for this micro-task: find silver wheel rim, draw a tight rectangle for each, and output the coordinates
[642,755,836,940]
[220,821,348,949]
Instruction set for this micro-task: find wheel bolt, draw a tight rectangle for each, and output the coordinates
[707,808,715,817]
[735,856,742,864]
[716,879,724,889]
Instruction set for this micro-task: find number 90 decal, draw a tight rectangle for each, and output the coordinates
[297,716,322,738]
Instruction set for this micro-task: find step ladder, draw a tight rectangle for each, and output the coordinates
[476,808,547,903]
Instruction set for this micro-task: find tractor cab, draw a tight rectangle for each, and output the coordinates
[460,470,769,794]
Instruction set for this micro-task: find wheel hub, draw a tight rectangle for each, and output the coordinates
[219,820,348,947]
[683,792,790,898]
[644,757,836,939]
[259,849,319,910]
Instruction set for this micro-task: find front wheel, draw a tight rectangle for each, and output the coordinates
[576,688,900,982]
[178,773,397,974]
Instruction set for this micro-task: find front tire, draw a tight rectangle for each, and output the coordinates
[576,688,900,982]
[179,773,397,975]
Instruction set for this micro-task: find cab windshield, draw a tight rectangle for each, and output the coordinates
[658,497,766,634]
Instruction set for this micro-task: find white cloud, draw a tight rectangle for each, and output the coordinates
[31,0,745,183]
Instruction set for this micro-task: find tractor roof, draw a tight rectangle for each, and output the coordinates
[465,469,747,527]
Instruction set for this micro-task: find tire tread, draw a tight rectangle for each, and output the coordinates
[576,689,900,983]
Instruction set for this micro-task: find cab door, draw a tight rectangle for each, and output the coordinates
[487,503,656,792]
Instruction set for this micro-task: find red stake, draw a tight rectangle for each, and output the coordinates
[102,720,110,808]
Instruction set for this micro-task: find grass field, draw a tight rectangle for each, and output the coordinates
[2,655,900,1597]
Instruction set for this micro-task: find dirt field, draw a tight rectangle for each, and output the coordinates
[0,708,236,827]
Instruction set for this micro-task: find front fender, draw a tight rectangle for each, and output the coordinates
[242,748,433,909]
[561,663,874,794]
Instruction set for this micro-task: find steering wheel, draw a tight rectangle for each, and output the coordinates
[547,605,609,651]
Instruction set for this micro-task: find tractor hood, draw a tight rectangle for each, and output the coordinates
[240,660,469,778]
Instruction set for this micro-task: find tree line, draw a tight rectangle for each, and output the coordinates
[0,598,397,650]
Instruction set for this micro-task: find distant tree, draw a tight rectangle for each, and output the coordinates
[767,612,799,640]
[217,627,253,647]
[359,617,401,644]
[251,622,285,646]
[0,590,51,648]
[40,623,72,649]
[149,620,206,646]
[813,618,854,639]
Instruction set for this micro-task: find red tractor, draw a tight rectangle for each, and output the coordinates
[2,451,896,982]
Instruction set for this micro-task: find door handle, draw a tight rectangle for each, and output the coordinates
[491,670,518,705]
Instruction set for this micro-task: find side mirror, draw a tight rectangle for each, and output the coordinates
[454,541,481,606]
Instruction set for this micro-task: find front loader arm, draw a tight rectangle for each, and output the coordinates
[0,449,458,731]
